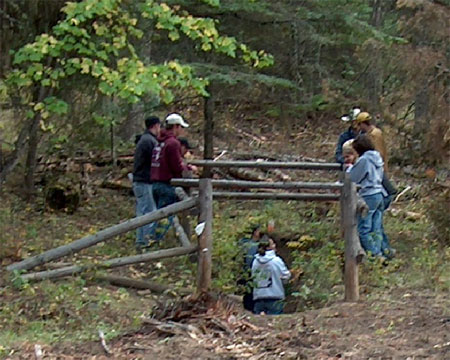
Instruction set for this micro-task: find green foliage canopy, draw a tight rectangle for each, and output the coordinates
[6,0,274,123]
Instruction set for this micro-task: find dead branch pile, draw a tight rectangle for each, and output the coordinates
[145,292,259,338]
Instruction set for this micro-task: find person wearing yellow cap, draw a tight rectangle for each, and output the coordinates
[354,112,388,173]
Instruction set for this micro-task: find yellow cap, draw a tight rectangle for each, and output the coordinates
[355,112,372,124]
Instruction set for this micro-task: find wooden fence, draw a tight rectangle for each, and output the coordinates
[6,160,364,302]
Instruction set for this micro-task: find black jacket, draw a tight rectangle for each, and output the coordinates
[133,131,158,183]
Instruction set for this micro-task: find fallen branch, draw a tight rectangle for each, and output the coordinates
[96,274,191,295]
[142,318,201,336]
[394,186,412,203]
[98,330,112,355]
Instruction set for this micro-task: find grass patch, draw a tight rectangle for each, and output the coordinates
[1,186,448,353]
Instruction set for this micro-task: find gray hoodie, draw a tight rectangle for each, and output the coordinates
[350,150,386,197]
[252,250,291,301]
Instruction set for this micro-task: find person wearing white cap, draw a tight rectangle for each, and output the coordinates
[335,107,360,165]
[150,113,190,242]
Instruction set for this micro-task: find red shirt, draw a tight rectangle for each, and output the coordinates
[150,130,188,182]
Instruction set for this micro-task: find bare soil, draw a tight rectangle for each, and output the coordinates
[9,288,450,359]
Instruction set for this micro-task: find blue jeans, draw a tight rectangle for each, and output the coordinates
[358,192,384,256]
[133,182,156,247]
[381,195,393,255]
[253,299,284,315]
[152,182,178,241]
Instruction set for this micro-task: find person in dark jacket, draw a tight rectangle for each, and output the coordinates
[151,113,190,240]
[132,116,161,249]
[237,225,261,311]
[335,107,360,164]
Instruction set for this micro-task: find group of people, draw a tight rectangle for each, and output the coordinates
[132,113,195,251]
[335,108,397,260]
[238,226,292,315]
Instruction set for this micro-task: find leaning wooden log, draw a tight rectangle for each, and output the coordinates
[95,274,191,295]
[172,178,344,190]
[173,215,192,247]
[7,197,199,272]
[19,245,198,281]
[212,191,340,201]
[189,160,342,171]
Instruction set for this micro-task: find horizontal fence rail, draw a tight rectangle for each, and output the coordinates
[172,178,343,190]
[189,160,342,171]
[212,191,340,201]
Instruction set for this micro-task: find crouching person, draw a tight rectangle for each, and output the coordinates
[252,235,291,315]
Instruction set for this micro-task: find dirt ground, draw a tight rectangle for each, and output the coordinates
[9,288,449,360]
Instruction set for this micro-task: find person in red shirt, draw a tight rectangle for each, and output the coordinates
[150,113,190,241]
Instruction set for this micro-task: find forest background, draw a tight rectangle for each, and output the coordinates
[0,0,449,358]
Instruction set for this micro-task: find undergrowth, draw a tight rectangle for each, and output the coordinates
[1,185,449,356]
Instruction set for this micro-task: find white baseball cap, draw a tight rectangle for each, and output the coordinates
[165,113,189,128]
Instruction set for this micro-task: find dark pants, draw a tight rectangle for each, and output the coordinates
[243,292,255,312]
[152,182,178,241]
[253,299,284,315]
[152,182,177,209]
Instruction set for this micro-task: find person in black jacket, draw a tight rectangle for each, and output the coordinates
[335,107,360,164]
[132,116,161,250]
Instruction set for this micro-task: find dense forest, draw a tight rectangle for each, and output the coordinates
[0,1,449,359]
[1,0,448,186]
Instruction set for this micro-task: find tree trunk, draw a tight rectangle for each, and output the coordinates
[414,86,429,137]
[24,119,40,200]
[24,85,52,200]
[366,0,385,114]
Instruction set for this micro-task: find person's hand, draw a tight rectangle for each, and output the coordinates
[190,165,199,175]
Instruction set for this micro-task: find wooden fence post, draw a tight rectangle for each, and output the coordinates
[341,173,360,302]
[197,178,213,293]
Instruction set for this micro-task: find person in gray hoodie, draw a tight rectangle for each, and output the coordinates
[252,235,291,315]
[349,135,387,257]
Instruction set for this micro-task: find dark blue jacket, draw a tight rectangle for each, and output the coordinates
[133,131,159,183]
[335,127,357,164]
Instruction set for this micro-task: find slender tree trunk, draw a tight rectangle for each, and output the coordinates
[23,85,51,200]
[24,118,40,200]
[413,86,429,137]
[203,84,214,178]
[366,0,385,114]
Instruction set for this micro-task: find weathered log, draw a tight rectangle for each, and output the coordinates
[189,160,341,171]
[173,215,192,247]
[212,191,340,201]
[19,245,198,281]
[95,274,191,295]
[228,167,266,181]
[171,178,343,190]
[341,174,365,302]
[197,179,213,293]
[7,197,199,272]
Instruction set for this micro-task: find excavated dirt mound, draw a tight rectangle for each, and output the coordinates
[10,288,450,359]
